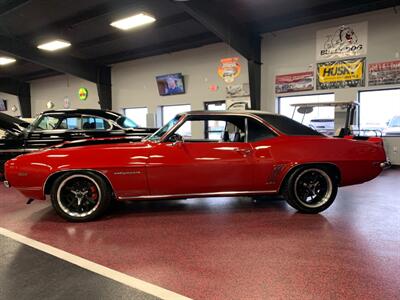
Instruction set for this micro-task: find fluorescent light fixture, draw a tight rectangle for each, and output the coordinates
[37,40,71,51]
[0,57,16,65]
[110,13,156,30]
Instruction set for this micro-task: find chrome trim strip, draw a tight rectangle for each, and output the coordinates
[0,148,39,153]
[118,190,277,201]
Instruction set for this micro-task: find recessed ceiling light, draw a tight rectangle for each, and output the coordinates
[110,13,156,30]
[37,40,71,51]
[0,57,16,65]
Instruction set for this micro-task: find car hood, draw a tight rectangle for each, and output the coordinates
[0,112,30,136]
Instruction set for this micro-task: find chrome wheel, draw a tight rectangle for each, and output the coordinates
[294,168,333,208]
[57,174,102,218]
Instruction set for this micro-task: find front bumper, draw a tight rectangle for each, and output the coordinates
[3,180,10,188]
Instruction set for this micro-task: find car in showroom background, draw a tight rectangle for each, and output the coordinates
[0,109,156,178]
[4,110,389,222]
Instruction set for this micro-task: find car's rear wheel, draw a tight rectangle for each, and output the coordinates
[51,172,111,222]
[283,167,338,213]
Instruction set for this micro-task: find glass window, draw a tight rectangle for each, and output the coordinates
[58,117,80,130]
[255,114,322,136]
[205,101,226,138]
[34,116,61,130]
[147,115,181,142]
[162,104,191,136]
[359,89,400,136]
[247,118,276,142]
[116,116,139,129]
[279,94,335,135]
[162,104,191,125]
[173,116,246,142]
[124,107,147,127]
[81,117,111,130]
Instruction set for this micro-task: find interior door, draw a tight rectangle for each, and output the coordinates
[147,141,254,196]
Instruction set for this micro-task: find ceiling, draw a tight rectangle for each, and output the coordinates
[0,0,398,82]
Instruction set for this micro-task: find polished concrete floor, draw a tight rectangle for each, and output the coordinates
[0,169,399,299]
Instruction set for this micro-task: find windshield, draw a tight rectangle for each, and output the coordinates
[116,116,139,129]
[147,115,181,142]
[388,116,400,127]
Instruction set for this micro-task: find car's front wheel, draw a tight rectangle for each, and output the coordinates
[51,172,112,222]
[283,167,338,213]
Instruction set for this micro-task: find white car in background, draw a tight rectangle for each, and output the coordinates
[383,116,400,136]
[309,119,335,136]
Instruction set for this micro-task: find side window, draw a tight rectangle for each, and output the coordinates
[34,116,61,130]
[173,117,246,142]
[247,118,276,142]
[57,117,81,130]
[81,117,111,130]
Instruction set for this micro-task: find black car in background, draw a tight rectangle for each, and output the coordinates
[0,109,156,178]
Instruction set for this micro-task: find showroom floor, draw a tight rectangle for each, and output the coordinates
[0,169,399,300]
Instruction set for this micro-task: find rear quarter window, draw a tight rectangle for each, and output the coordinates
[256,114,322,136]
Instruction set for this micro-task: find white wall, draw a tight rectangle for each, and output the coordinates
[261,8,400,164]
[30,75,100,116]
[112,42,248,125]
[0,92,21,117]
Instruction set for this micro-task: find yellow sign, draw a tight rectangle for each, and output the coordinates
[319,61,363,83]
[79,87,88,101]
[317,58,366,89]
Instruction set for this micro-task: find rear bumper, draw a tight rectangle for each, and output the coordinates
[380,161,392,170]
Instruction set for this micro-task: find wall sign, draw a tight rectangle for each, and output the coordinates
[316,22,368,61]
[275,71,314,94]
[368,60,400,86]
[316,58,366,90]
[79,87,88,101]
[218,57,241,83]
[63,97,71,108]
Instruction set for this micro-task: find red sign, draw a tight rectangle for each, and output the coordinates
[275,71,314,93]
[368,60,400,86]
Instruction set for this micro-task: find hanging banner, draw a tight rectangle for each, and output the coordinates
[316,22,368,61]
[275,71,314,94]
[316,58,366,90]
[368,60,400,86]
[218,57,241,83]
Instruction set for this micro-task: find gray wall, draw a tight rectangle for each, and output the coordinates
[0,92,21,117]
[30,75,100,116]
[112,42,248,124]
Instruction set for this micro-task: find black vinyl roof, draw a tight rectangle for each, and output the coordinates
[40,109,123,121]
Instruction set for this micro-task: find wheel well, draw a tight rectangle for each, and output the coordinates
[279,163,341,194]
[44,170,114,196]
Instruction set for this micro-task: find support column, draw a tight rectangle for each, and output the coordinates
[18,82,31,117]
[248,37,262,110]
[96,66,112,110]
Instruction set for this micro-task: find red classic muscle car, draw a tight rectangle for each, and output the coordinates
[4,111,389,222]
